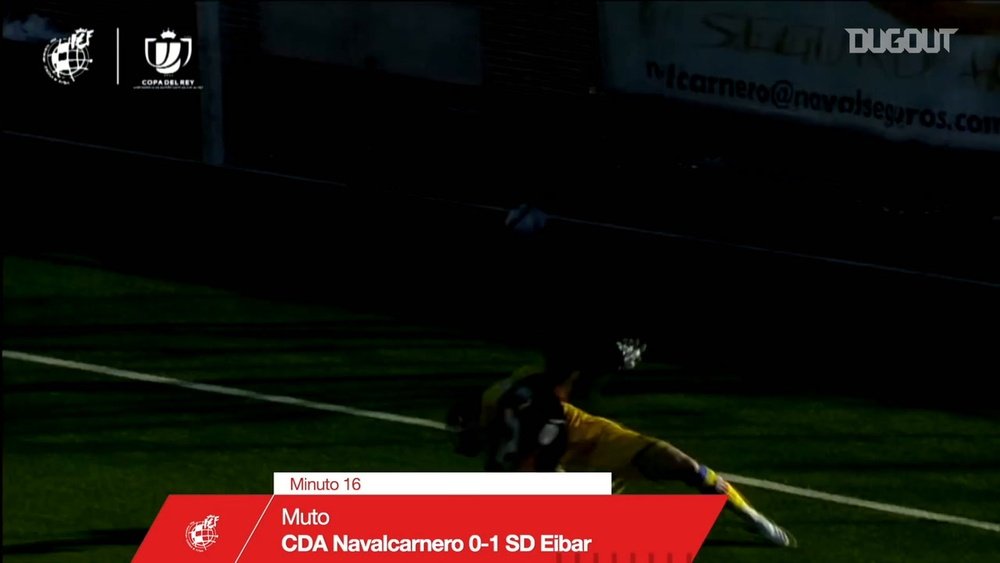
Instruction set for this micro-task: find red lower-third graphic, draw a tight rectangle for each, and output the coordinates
[133,495,725,562]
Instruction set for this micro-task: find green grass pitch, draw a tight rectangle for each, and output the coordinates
[4,256,998,562]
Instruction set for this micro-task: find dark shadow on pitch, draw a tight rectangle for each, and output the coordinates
[2,528,146,555]
[702,538,773,548]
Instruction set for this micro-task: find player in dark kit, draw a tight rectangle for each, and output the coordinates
[449,339,796,547]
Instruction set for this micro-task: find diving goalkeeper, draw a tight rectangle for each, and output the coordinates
[448,339,795,547]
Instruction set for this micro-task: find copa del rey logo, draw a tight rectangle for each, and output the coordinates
[145,29,191,75]
[185,514,220,552]
[137,29,201,90]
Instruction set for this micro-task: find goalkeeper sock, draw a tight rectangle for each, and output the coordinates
[696,465,762,523]
[630,442,767,525]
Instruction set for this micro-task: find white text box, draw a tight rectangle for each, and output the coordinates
[273,472,611,495]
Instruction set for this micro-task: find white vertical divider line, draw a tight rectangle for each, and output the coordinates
[115,27,120,85]
[234,494,276,562]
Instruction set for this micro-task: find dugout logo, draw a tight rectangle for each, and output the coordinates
[845,28,958,54]
[42,28,94,85]
[184,514,219,552]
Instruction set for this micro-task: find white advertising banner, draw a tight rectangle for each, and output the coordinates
[599,1,1000,150]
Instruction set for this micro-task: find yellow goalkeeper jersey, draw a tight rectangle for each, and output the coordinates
[481,365,655,475]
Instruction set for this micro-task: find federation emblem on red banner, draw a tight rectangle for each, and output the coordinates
[184,514,220,552]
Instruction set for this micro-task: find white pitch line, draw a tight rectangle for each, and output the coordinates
[720,474,999,533]
[1,350,447,431]
[4,349,998,534]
